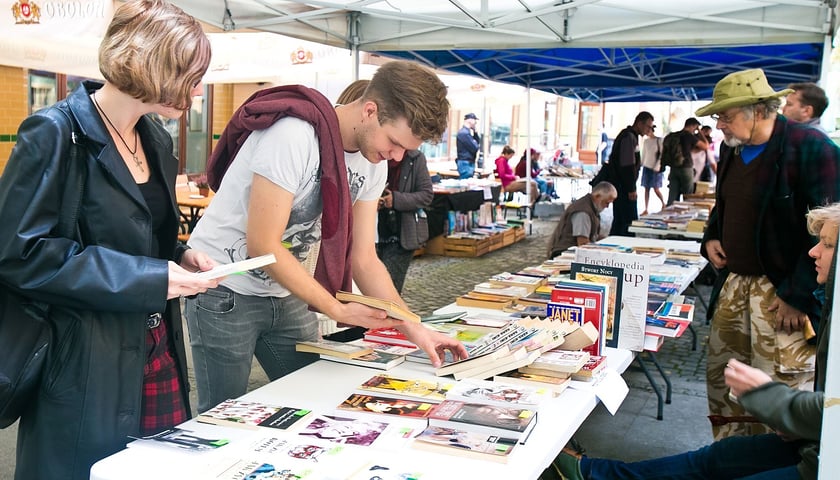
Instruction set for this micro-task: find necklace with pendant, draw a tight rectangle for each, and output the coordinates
[92,92,143,172]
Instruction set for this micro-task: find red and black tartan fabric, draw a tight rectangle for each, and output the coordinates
[139,317,187,436]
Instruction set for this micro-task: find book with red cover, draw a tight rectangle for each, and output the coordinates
[363,327,417,348]
[551,280,607,356]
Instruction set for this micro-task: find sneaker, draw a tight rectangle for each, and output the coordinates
[549,447,584,480]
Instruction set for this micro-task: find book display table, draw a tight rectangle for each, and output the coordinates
[90,350,632,480]
[600,235,707,420]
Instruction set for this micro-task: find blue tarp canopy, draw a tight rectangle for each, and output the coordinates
[379,43,824,102]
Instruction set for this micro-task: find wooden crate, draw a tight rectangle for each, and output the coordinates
[443,236,491,257]
[487,232,505,252]
[502,228,516,246]
[513,226,526,242]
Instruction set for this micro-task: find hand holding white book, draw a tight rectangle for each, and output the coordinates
[194,253,277,280]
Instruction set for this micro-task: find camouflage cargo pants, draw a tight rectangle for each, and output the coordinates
[706,274,816,440]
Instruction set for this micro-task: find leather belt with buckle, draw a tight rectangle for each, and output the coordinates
[146,313,162,330]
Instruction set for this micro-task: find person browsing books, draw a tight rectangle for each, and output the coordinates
[697,68,840,440]
[548,202,840,480]
[0,2,218,478]
[547,181,617,258]
[185,63,468,414]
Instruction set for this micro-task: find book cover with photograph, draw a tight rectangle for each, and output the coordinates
[445,377,552,408]
[197,399,312,431]
[337,393,435,419]
[298,414,390,446]
[428,399,537,441]
[358,374,452,402]
[411,425,518,463]
[320,349,405,371]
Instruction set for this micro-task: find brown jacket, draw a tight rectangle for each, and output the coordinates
[548,193,600,257]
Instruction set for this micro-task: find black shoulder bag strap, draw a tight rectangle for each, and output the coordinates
[55,105,86,241]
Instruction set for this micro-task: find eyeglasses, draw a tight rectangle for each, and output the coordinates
[710,113,735,124]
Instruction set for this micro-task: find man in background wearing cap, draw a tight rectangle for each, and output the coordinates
[697,68,840,440]
[782,82,829,132]
[456,113,480,179]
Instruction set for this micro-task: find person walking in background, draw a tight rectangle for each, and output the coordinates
[186,62,468,414]
[456,112,480,179]
[782,82,828,131]
[376,149,433,294]
[548,202,840,480]
[495,145,538,205]
[547,181,617,258]
[697,125,718,184]
[664,117,708,205]
[697,68,840,440]
[0,2,219,478]
[639,125,664,215]
[607,111,654,236]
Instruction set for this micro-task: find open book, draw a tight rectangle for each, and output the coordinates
[194,253,277,280]
[336,291,421,323]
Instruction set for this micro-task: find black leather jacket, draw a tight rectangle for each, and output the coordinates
[0,81,190,480]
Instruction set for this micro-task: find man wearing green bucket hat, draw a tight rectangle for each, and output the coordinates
[696,68,840,440]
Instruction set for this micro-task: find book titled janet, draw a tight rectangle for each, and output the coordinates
[196,399,312,431]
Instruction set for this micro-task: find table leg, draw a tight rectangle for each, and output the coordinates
[647,351,672,405]
[687,280,710,325]
[688,323,698,351]
[634,354,664,421]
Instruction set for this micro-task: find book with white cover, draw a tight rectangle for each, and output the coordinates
[194,253,276,280]
[445,378,552,408]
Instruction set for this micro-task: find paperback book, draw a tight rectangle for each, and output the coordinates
[644,316,689,338]
[531,349,590,374]
[570,355,607,382]
[569,262,623,350]
[295,339,373,359]
[444,377,552,408]
[493,371,571,396]
[427,399,537,441]
[574,245,653,352]
[363,327,418,348]
[654,301,695,323]
[551,280,608,356]
[298,413,390,446]
[194,253,277,280]
[197,399,312,431]
[320,349,405,370]
[336,393,436,419]
[336,290,421,323]
[127,427,229,452]
[411,425,518,463]
[358,374,452,402]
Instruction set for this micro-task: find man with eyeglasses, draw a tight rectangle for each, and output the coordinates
[696,68,840,440]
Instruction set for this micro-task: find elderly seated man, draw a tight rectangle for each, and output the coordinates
[547,181,617,258]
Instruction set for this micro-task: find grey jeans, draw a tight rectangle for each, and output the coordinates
[184,286,319,413]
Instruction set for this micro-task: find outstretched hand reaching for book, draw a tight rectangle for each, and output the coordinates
[330,301,406,331]
[399,322,469,368]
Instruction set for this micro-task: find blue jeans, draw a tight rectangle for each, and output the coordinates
[185,286,319,413]
[581,434,802,480]
[456,160,475,179]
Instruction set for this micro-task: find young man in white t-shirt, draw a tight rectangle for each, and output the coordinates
[186,62,467,413]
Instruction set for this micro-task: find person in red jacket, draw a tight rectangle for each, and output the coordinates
[495,145,537,204]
